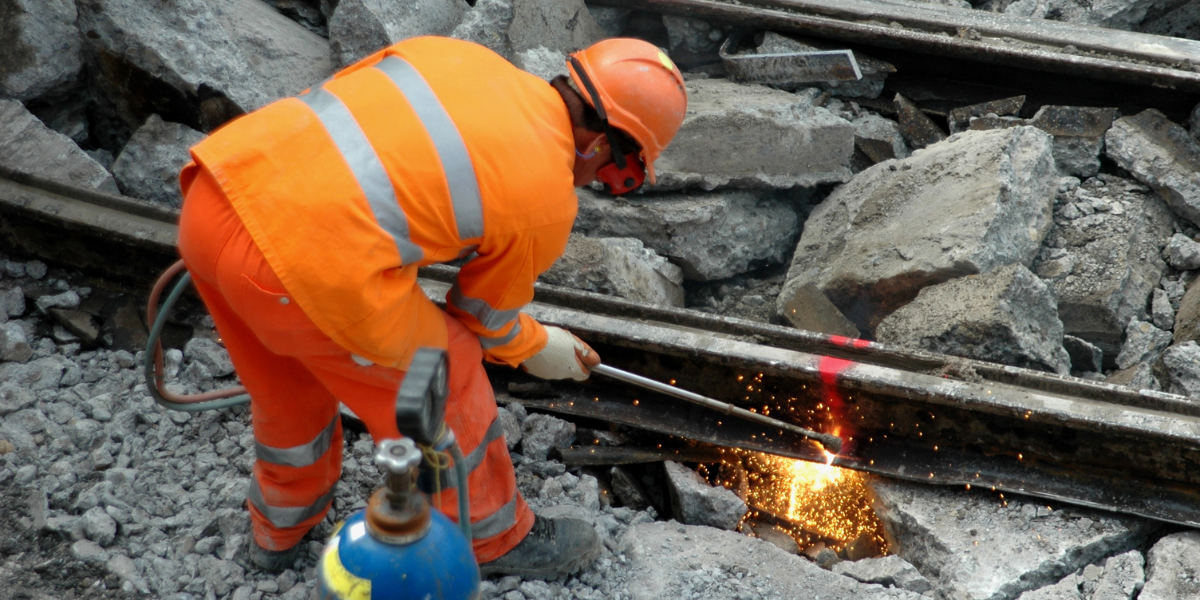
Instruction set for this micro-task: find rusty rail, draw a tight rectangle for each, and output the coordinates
[4,170,1200,527]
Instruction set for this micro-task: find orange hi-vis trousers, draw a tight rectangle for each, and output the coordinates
[177,167,534,561]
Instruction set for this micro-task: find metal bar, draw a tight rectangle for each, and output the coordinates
[556,445,728,466]
[588,0,1200,92]
[592,363,843,452]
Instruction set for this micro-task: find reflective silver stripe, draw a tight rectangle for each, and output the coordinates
[374,56,484,241]
[431,418,506,490]
[248,480,337,529]
[255,415,339,468]
[479,321,521,350]
[448,283,520,331]
[299,88,424,265]
[471,494,519,539]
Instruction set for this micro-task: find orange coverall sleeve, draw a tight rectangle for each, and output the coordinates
[445,219,574,367]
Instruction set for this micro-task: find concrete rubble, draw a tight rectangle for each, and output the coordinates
[76,0,331,142]
[662,460,745,531]
[1030,175,1175,362]
[777,126,1058,334]
[876,263,1071,374]
[508,0,604,55]
[1138,531,1200,600]
[450,0,516,59]
[1105,109,1200,228]
[0,0,83,103]
[652,78,855,190]
[871,478,1153,600]
[575,187,800,281]
[329,0,468,67]
[0,99,119,194]
[540,234,686,308]
[111,115,207,208]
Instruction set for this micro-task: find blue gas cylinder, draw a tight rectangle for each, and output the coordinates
[317,507,480,600]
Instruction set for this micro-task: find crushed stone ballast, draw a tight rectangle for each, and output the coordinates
[4,168,1200,528]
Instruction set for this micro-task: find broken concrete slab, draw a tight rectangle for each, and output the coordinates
[780,282,862,337]
[832,555,933,594]
[1032,176,1175,361]
[1004,0,1170,31]
[1154,341,1200,397]
[620,522,926,600]
[46,309,100,348]
[663,15,726,56]
[1029,106,1117,179]
[540,234,685,308]
[0,99,118,194]
[575,187,799,281]
[521,413,575,461]
[1105,109,1200,228]
[329,0,468,67]
[111,115,206,209]
[1105,362,1160,392]
[948,96,1026,134]
[0,0,83,102]
[651,78,854,191]
[507,0,603,55]
[663,461,745,531]
[895,93,947,150]
[77,0,331,144]
[1139,531,1200,600]
[778,126,1057,334]
[1088,549,1145,600]
[1115,319,1172,371]
[876,264,1071,374]
[183,337,235,378]
[1151,288,1175,331]
[1015,574,1083,600]
[870,477,1152,600]
[755,32,895,99]
[852,112,910,164]
[513,46,568,81]
[1063,335,1103,374]
[1163,233,1200,270]
[449,0,514,59]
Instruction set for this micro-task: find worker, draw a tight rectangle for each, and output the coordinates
[175,35,687,577]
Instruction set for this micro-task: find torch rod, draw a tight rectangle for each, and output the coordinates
[591,364,843,453]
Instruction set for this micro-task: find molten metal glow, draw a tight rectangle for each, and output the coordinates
[733,451,888,554]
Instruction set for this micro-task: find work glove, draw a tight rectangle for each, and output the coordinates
[521,326,601,381]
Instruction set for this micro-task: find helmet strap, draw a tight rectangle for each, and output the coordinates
[569,57,628,171]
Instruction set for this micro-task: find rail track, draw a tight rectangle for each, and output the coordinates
[4,164,1200,529]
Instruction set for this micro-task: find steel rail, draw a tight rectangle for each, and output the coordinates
[5,172,1200,526]
[589,0,1200,93]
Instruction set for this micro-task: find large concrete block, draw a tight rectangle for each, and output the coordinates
[870,478,1152,600]
[1139,531,1200,600]
[574,187,799,281]
[76,0,331,144]
[876,264,1071,374]
[509,0,603,54]
[0,0,82,102]
[777,126,1058,334]
[1005,0,1166,30]
[539,234,685,308]
[620,522,926,600]
[1031,176,1174,360]
[1029,106,1117,178]
[651,79,855,191]
[329,0,468,67]
[449,0,514,59]
[111,115,206,208]
[1105,109,1200,228]
[0,100,118,194]
[663,461,745,531]
[1154,340,1200,397]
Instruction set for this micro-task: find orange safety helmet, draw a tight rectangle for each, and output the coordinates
[567,38,688,185]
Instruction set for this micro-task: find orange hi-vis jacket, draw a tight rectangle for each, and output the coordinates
[188,37,578,369]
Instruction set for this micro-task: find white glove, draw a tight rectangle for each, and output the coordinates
[521,326,599,381]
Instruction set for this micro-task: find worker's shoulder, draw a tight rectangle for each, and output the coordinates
[386,36,521,75]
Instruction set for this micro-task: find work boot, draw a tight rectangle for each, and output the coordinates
[479,515,601,578]
[249,539,301,573]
